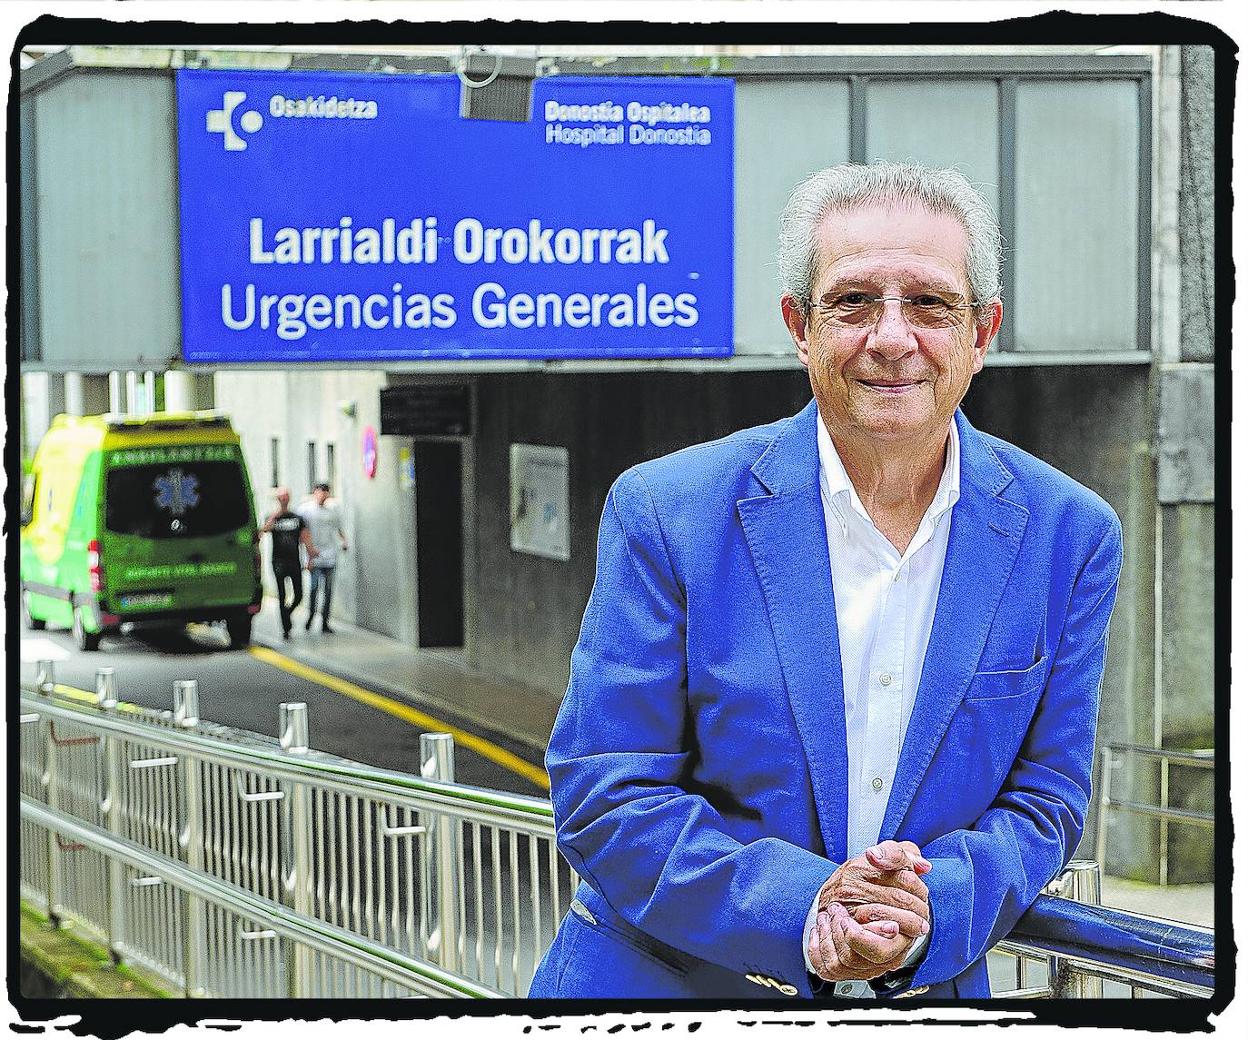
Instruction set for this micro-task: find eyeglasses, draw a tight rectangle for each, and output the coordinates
[811,290,980,330]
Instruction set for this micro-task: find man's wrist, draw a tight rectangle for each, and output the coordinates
[900,932,929,969]
[801,890,821,973]
[868,928,929,995]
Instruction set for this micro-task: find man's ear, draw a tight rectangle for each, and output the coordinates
[970,299,1004,374]
[781,295,813,368]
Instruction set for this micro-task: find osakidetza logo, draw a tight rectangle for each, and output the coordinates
[206,91,264,151]
[206,90,379,151]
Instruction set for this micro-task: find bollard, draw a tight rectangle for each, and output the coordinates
[1047,860,1103,998]
[421,732,456,784]
[173,680,200,728]
[174,680,206,995]
[421,733,461,973]
[95,668,118,711]
[278,703,313,997]
[280,702,309,754]
[36,659,55,696]
[97,668,126,961]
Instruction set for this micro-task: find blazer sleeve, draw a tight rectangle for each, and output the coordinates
[904,511,1125,991]
[547,467,836,986]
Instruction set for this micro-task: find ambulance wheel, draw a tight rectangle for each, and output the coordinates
[226,615,253,649]
[21,591,46,630]
[73,606,101,652]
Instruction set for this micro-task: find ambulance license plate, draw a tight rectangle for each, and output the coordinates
[120,592,173,610]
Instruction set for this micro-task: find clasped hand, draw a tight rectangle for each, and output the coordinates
[807,840,931,983]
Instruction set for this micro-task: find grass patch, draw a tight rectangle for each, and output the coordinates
[19,899,171,998]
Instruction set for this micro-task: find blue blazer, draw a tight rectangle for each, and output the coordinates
[530,401,1123,1000]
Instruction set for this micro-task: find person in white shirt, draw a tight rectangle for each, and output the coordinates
[296,482,348,634]
[529,161,1123,1000]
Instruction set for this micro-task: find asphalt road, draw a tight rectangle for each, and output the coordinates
[17,623,547,798]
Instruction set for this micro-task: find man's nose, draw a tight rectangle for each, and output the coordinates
[866,298,919,361]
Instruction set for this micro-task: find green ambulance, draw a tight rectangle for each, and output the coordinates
[20,411,263,651]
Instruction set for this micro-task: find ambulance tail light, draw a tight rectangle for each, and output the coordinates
[87,540,105,592]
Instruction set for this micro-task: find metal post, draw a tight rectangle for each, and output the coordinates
[1160,756,1170,889]
[97,669,126,962]
[174,680,206,996]
[96,668,117,710]
[1095,745,1113,875]
[173,679,200,727]
[39,664,62,927]
[164,370,195,412]
[1047,860,1103,998]
[35,658,55,695]
[421,733,461,972]
[64,372,85,416]
[279,702,313,997]
[125,371,139,415]
[1061,860,1102,906]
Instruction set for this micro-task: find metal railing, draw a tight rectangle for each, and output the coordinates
[991,860,1214,998]
[20,663,574,998]
[19,664,1215,1000]
[1095,743,1215,888]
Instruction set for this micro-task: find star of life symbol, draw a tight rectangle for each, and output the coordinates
[153,469,201,516]
[206,91,264,151]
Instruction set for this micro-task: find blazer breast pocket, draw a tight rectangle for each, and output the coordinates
[965,654,1050,701]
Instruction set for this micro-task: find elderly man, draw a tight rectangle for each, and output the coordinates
[529,162,1122,1000]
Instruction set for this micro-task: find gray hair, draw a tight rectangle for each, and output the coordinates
[777,161,1002,324]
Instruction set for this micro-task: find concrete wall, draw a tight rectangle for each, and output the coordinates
[1149,45,1217,884]
[469,370,813,693]
[1177,47,1215,364]
[961,365,1156,870]
[1163,46,1216,756]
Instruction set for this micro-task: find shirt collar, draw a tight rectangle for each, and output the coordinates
[816,409,961,530]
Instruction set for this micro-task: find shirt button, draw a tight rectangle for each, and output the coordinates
[880,672,893,687]
[872,777,884,792]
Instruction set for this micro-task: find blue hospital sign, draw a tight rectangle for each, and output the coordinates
[175,70,734,362]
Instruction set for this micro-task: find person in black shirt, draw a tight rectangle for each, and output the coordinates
[261,487,318,639]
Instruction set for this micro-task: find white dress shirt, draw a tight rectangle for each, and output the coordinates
[802,411,961,995]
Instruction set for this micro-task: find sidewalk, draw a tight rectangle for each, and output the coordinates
[251,596,560,753]
[1099,876,1215,928]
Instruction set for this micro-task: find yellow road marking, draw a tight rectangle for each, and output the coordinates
[247,644,549,791]
[49,683,99,705]
[45,684,163,717]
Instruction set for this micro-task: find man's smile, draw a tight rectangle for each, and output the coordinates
[855,377,926,394]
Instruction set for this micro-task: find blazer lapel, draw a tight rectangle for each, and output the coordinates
[879,411,1029,841]
[737,401,850,863]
